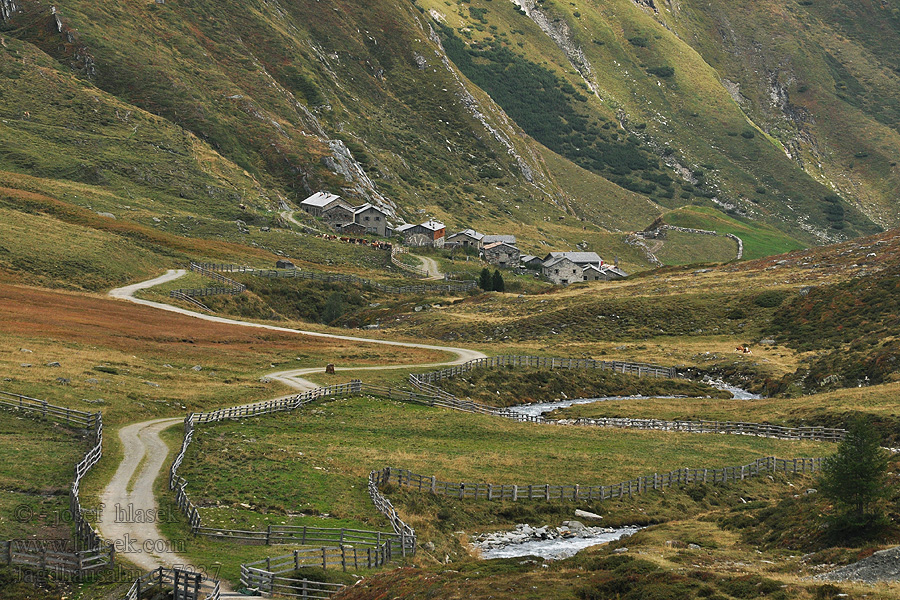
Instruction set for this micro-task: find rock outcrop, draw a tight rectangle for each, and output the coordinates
[512,0,600,96]
[427,23,536,183]
[1,0,18,21]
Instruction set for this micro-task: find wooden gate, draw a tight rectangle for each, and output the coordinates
[173,568,202,600]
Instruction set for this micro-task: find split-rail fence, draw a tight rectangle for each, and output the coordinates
[169,381,416,561]
[377,456,825,503]
[0,391,114,577]
[189,262,477,295]
[123,566,220,600]
[390,247,428,278]
[413,354,678,383]
[170,263,246,301]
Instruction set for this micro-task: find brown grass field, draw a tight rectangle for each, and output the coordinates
[0,283,452,424]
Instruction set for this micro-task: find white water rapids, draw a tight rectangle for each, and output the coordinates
[474,379,758,559]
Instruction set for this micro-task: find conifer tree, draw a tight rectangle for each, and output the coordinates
[479,268,493,291]
[818,416,890,530]
[492,269,505,293]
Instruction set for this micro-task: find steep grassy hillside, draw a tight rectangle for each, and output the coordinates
[1,0,895,281]
[417,0,882,245]
[664,0,900,228]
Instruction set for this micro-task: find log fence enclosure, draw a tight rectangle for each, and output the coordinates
[241,552,350,598]
[170,263,246,300]
[376,456,825,503]
[390,246,428,278]
[413,355,678,383]
[169,381,416,558]
[0,391,114,576]
[190,262,477,295]
[123,566,220,600]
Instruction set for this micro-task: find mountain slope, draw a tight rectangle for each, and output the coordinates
[0,0,897,280]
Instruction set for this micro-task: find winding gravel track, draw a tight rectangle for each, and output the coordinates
[415,255,443,280]
[99,269,485,578]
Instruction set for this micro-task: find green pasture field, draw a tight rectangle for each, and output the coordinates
[0,411,89,539]
[165,394,832,581]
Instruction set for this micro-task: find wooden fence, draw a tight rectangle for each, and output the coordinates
[0,391,114,575]
[390,247,428,278]
[170,291,212,312]
[412,355,679,384]
[254,268,477,294]
[376,456,825,503]
[570,417,845,442]
[0,390,99,429]
[191,261,477,295]
[189,263,247,291]
[399,378,847,442]
[168,382,416,556]
[241,551,359,598]
[170,262,247,300]
[1,540,111,577]
[123,567,220,600]
[167,373,847,579]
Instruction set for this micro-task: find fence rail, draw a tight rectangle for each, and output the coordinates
[169,381,415,557]
[124,567,220,600]
[0,390,98,428]
[242,547,382,598]
[170,262,247,300]
[170,291,213,312]
[0,391,113,576]
[378,456,825,503]
[167,372,844,582]
[413,355,678,384]
[570,417,845,441]
[1,541,111,576]
[390,247,428,278]
[400,378,846,442]
[254,268,476,294]
[190,261,477,294]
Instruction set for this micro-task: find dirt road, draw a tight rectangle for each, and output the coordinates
[100,270,486,582]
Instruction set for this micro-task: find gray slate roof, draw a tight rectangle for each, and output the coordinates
[544,251,603,264]
[448,229,484,240]
[483,234,516,245]
[301,191,342,208]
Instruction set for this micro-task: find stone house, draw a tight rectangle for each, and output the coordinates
[583,264,628,281]
[400,219,445,247]
[322,203,355,228]
[353,203,392,237]
[542,256,581,285]
[520,255,543,271]
[300,191,346,217]
[337,222,367,236]
[446,229,484,249]
[542,251,602,269]
[482,242,520,268]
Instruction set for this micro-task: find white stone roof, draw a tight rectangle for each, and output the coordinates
[418,219,445,231]
[542,256,578,269]
[353,203,387,215]
[300,191,342,208]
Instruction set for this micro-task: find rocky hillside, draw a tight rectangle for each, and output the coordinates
[0,0,897,275]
